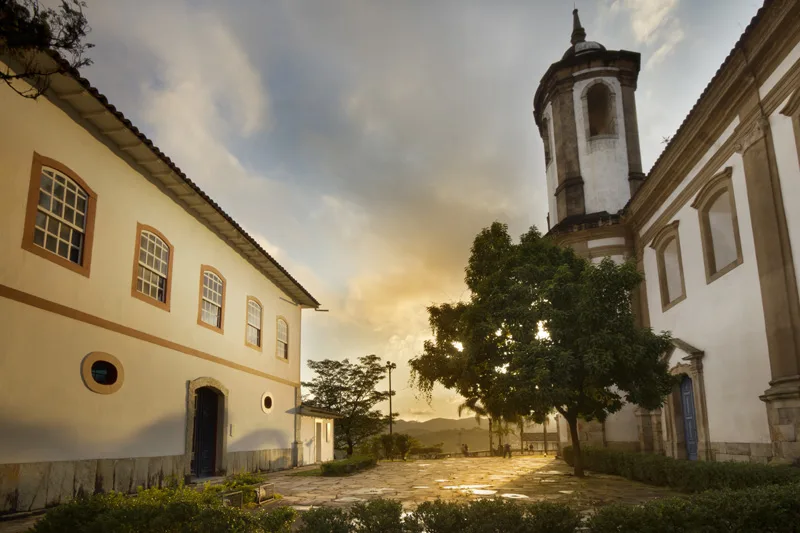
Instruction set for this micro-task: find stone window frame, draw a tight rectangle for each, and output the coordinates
[21,152,98,278]
[649,220,687,312]
[781,88,800,170]
[245,296,264,351]
[197,265,226,334]
[276,316,289,363]
[130,223,174,312]
[662,339,711,461]
[185,377,229,478]
[81,352,124,395]
[691,167,743,284]
[581,79,618,141]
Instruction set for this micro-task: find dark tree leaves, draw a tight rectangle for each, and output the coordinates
[1,0,93,99]
[303,355,389,456]
[410,222,675,476]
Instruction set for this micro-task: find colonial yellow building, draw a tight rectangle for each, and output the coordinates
[544,0,800,464]
[0,52,335,513]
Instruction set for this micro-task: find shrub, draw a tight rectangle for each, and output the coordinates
[407,498,580,533]
[392,433,421,461]
[320,455,377,476]
[561,445,800,493]
[296,506,351,533]
[31,485,294,533]
[221,471,269,505]
[350,499,406,533]
[409,445,444,456]
[589,482,800,533]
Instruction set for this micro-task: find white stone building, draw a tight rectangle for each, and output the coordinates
[0,51,336,513]
[540,1,800,464]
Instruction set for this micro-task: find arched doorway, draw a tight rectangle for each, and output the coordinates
[192,386,221,477]
[680,375,699,461]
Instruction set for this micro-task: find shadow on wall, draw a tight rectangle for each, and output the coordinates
[228,428,290,453]
[0,413,186,462]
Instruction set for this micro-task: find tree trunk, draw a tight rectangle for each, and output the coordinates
[543,418,548,456]
[567,417,584,477]
[489,418,494,453]
[346,438,354,457]
[518,421,524,454]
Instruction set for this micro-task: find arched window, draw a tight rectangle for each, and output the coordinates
[692,168,742,283]
[585,82,616,138]
[541,117,552,167]
[651,221,686,311]
[245,297,263,350]
[131,224,173,311]
[276,317,289,360]
[23,153,97,277]
[198,266,226,333]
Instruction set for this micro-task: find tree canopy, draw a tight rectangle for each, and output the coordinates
[410,222,674,475]
[1,0,93,99]
[303,354,389,456]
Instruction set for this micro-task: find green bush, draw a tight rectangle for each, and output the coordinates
[409,445,444,456]
[411,499,580,533]
[296,506,351,533]
[589,482,800,533]
[561,445,800,493]
[320,455,377,476]
[31,485,295,533]
[350,499,407,533]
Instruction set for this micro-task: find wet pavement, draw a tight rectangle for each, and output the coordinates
[270,455,677,511]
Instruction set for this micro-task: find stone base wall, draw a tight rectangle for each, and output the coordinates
[605,441,641,452]
[709,442,774,464]
[0,448,294,515]
[763,391,800,462]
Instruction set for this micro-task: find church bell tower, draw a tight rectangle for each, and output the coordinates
[534,9,644,235]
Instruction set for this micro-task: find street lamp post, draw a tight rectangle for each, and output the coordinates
[386,361,397,435]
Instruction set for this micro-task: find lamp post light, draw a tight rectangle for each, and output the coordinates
[386,361,397,435]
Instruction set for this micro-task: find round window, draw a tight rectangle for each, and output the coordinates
[261,392,273,413]
[91,360,118,385]
[81,352,124,394]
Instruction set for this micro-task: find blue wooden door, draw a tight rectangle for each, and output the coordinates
[680,376,699,461]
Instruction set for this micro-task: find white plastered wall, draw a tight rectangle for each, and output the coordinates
[0,65,305,463]
[770,97,800,294]
[642,154,771,445]
[573,76,630,215]
[543,102,559,225]
[0,299,298,463]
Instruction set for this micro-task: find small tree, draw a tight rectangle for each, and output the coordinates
[380,434,395,460]
[1,0,93,99]
[410,223,674,476]
[392,433,419,461]
[303,355,390,456]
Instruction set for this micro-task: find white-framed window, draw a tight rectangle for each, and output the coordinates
[136,231,170,303]
[246,299,263,348]
[34,167,89,265]
[201,270,224,329]
[276,318,289,359]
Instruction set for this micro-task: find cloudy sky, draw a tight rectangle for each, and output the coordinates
[81,0,761,420]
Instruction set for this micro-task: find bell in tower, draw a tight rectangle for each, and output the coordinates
[534,9,644,234]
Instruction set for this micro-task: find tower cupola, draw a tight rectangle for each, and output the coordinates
[534,9,643,233]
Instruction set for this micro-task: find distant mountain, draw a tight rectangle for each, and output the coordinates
[393,418,557,454]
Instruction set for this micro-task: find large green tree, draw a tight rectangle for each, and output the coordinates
[1,0,93,99]
[411,222,674,476]
[303,354,389,456]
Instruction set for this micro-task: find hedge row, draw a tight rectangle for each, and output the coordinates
[562,445,800,493]
[590,482,800,533]
[320,455,377,476]
[297,498,580,533]
[31,485,296,533]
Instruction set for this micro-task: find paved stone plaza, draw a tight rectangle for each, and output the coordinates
[0,456,678,532]
[270,455,676,511]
